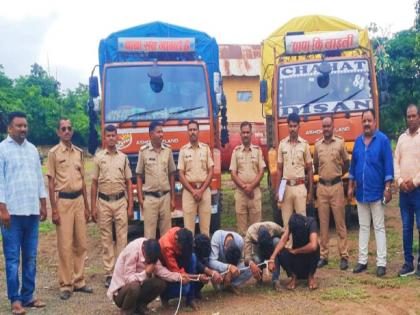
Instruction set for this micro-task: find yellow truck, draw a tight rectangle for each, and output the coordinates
[260,15,380,226]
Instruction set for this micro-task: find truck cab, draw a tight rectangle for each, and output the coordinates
[88,22,227,239]
[260,15,380,226]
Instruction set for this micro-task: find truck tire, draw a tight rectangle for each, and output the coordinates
[345,204,358,229]
[127,222,144,243]
[268,176,283,226]
[270,190,283,226]
[210,196,222,233]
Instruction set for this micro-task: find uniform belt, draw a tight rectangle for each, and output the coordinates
[286,178,305,186]
[58,190,82,199]
[189,182,203,189]
[98,191,125,202]
[319,177,342,186]
[144,191,169,198]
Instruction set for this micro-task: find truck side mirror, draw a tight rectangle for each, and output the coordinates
[89,76,99,98]
[260,80,268,103]
[317,60,331,88]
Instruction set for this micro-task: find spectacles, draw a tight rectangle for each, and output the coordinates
[61,126,72,132]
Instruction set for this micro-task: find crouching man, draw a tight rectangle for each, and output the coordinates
[193,234,224,298]
[159,227,208,310]
[268,213,320,290]
[244,221,284,289]
[209,230,252,294]
[107,238,187,315]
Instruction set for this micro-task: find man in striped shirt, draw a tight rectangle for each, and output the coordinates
[394,104,420,277]
[0,112,47,314]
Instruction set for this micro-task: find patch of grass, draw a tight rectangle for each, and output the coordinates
[39,221,55,233]
[321,287,369,300]
[85,265,102,276]
[351,274,416,289]
[387,227,402,259]
[88,225,100,238]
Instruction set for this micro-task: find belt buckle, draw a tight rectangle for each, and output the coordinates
[290,179,296,186]
[157,191,163,197]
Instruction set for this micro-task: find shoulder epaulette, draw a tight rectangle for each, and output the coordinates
[73,145,83,153]
[315,137,323,144]
[49,144,60,153]
[180,143,190,150]
[140,143,150,151]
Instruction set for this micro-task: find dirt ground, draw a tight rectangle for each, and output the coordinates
[1,172,420,315]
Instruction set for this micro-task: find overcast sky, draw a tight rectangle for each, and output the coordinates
[0,0,417,90]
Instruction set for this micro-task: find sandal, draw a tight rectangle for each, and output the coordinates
[23,299,46,308]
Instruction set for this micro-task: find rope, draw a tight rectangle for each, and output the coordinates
[173,260,274,315]
[220,259,274,276]
[174,273,183,315]
[174,274,204,315]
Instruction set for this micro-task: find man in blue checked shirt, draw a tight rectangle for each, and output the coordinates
[348,109,394,277]
[0,112,47,314]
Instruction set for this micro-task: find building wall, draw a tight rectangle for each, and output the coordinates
[224,76,265,123]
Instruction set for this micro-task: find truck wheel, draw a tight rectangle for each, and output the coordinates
[210,196,222,233]
[270,190,283,226]
[267,175,283,226]
[345,204,357,229]
[127,222,144,243]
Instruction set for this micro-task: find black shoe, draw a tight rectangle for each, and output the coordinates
[317,259,328,268]
[59,290,72,300]
[353,263,367,274]
[105,276,112,288]
[340,258,349,271]
[376,266,386,277]
[73,286,93,293]
[398,263,415,277]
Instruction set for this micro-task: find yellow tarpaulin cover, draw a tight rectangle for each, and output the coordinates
[261,15,372,115]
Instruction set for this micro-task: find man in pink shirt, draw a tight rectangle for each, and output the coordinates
[107,238,188,315]
[394,104,420,277]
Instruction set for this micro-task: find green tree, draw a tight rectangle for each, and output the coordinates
[370,1,420,138]
[380,29,420,138]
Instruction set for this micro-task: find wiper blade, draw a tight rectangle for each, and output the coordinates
[162,106,205,124]
[121,107,167,123]
[299,92,329,113]
[168,106,204,116]
[338,88,364,103]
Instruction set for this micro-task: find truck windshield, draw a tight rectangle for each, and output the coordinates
[277,58,373,118]
[104,65,210,122]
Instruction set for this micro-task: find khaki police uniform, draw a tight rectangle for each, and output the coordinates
[230,144,266,235]
[278,136,312,228]
[313,135,349,260]
[46,141,87,292]
[178,142,214,236]
[93,149,132,276]
[136,142,176,239]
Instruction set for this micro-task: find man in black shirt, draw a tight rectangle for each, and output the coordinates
[268,213,320,290]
